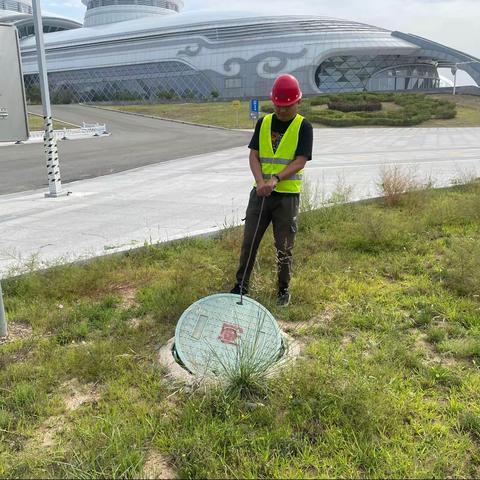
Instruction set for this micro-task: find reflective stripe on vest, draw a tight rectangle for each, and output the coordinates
[259,113,304,194]
[263,173,303,181]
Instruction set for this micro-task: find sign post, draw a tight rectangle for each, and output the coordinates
[0,24,29,142]
[250,98,259,128]
[232,99,241,128]
[0,23,31,338]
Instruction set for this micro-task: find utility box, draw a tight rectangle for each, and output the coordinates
[0,24,29,142]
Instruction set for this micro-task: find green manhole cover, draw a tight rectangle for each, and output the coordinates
[174,294,283,377]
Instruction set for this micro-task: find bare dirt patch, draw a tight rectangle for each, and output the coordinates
[23,380,100,453]
[0,321,33,345]
[413,331,457,367]
[61,378,100,412]
[142,450,176,480]
[24,415,65,452]
[113,283,138,309]
[278,307,336,337]
[38,416,64,449]
[340,332,358,350]
[129,317,143,329]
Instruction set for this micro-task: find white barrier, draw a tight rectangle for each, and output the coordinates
[27,123,108,142]
[81,122,108,136]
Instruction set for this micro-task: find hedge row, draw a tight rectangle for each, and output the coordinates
[328,100,382,112]
[261,92,457,127]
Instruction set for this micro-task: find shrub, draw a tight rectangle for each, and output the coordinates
[52,87,74,105]
[328,99,382,112]
[156,90,176,100]
[435,105,456,119]
[303,93,456,127]
[26,85,42,105]
[112,90,142,101]
[310,96,331,106]
[377,165,417,207]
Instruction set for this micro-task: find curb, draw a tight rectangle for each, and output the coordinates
[80,103,240,132]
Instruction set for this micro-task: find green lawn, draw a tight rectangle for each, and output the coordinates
[1,180,480,478]
[106,93,480,129]
[28,114,77,131]
[106,101,270,129]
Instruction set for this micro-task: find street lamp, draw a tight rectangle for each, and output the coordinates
[31,0,65,197]
[451,60,480,95]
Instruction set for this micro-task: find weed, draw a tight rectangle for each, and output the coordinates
[335,207,410,253]
[458,411,480,440]
[377,165,417,207]
[441,238,480,297]
[208,311,280,400]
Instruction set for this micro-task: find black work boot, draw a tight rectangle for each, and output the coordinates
[277,288,291,307]
[230,284,248,296]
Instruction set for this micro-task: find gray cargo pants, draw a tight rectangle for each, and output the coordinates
[235,188,300,291]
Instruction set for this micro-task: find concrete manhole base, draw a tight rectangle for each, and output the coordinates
[158,332,302,387]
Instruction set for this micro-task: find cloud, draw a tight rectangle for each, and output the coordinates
[185,0,479,58]
[40,0,480,84]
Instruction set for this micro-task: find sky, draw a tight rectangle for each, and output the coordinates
[42,0,479,85]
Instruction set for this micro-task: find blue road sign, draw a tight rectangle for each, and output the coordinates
[250,99,259,114]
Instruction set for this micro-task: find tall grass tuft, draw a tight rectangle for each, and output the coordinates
[378,165,418,207]
[218,344,274,400]
[210,312,281,400]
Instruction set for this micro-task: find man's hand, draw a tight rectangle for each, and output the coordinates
[257,177,278,197]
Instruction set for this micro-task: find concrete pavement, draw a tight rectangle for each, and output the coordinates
[1,127,479,277]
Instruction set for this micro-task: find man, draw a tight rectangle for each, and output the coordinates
[231,74,313,306]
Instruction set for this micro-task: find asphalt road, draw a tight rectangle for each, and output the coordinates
[0,105,251,195]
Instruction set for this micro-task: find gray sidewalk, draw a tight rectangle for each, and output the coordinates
[1,127,479,277]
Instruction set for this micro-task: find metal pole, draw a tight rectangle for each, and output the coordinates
[0,281,7,338]
[453,65,457,95]
[31,0,64,197]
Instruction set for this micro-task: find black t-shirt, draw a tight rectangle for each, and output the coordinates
[248,114,313,160]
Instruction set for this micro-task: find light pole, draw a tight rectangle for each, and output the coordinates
[451,60,480,95]
[452,65,458,96]
[31,0,65,197]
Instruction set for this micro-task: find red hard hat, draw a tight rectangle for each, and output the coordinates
[271,74,302,107]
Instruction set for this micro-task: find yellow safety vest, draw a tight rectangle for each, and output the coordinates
[259,113,304,194]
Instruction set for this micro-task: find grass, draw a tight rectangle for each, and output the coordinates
[1,180,480,478]
[422,95,480,127]
[27,114,77,132]
[105,93,480,129]
[105,101,271,129]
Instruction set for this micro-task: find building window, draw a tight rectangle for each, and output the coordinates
[225,78,242,89]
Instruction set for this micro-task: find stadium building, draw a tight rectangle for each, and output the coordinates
[4,0,480,102]
[0,0,81,38]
